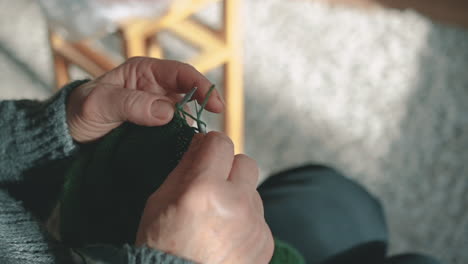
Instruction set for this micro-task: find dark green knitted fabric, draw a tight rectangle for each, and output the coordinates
[60,117,195,247]
[59,115,305,263]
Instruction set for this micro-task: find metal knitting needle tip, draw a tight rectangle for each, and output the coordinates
[177,87,198,107]
[199,123,207,134]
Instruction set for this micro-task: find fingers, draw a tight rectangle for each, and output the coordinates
[150,59,224,113]
[94,85,174,126]
[228,154,259,189]
[228,155,263,217]
[174,132,235,181]
[254,192,265,216]
[173,132,259,188]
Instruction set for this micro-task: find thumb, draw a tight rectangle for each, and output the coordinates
[98,86,175,126]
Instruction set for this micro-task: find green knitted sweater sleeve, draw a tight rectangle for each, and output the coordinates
[0,82,194,264]
[0,80,87,183]
[70,244,194,264]
[0,81,84,263]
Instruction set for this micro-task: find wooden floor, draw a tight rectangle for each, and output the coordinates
[316,0,468,29]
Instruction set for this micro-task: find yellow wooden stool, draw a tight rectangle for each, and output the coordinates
[49,0,244,153]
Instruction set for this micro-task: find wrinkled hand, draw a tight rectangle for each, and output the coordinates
[66,57,224,142]
[135,132,274,264]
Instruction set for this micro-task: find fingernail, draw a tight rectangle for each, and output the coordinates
[151,100,174,120]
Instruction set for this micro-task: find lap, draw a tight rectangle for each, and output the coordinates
[258,165,388,264]
[259,165,441,264]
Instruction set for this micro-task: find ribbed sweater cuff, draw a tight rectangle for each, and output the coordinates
[18,80,88,158]
[71,244,194,264]
[124,245,195,264]
[0,80,89,181]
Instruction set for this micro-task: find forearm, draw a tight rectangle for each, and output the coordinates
[0,80,87,183]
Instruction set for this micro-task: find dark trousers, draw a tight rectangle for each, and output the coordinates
[258,165,441,264]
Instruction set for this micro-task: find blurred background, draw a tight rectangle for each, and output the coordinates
[0,0,467,263]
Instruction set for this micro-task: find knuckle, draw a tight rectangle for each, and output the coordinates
[232,195,252,216]
[235,154,260,178]
[124,57,159,69]
[178,180,218,208]
[206,131,234,150]
[174,61,193,70]
[121,90,142,116]
[178,179,254,218]
[182,62,197,72]
[126,56,146,63]
[173,61,198,76]
[235,154,257,167]
[80,86,102,117]
[80,97,94,117]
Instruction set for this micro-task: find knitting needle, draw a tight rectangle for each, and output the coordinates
[175,86,206,133]
[176,86,198,108]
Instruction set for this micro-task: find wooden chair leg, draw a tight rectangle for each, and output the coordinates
[73,42,117,72]
[223,0,244,153]
[121,29,147,58]
[53,54,70,91]
[50,32,107,80]
[148,37,164,59]
[223,59,244,154]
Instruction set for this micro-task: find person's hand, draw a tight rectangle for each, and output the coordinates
[66,57,224,142]
[135,132,274,264]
